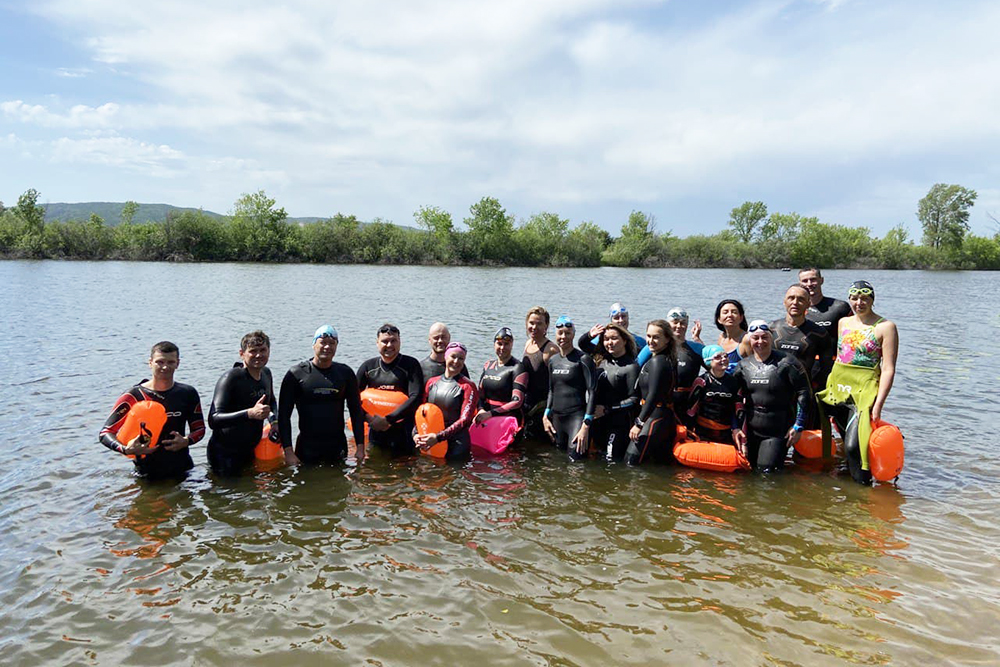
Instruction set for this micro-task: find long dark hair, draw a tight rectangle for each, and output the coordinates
[714,299,748,332]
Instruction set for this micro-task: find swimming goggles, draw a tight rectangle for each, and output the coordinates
[848,287,874,296]
[609,303,627,317]
[747,321,771,333]
[378,325,400,335]
[554,315,574,329]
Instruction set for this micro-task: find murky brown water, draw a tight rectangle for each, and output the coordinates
[1,262,997,665]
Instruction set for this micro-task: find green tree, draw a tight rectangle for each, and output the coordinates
[603,210,656,266]
[918,183,977,249]
[120,200,139,226]
[464,196,515,264]
[728,201,768,243]
[515,211,569,265]
[228,190,291,261]
[414,205,455,261]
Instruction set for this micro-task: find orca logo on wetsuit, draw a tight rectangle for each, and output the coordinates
[814,321,832,327]
[704,391,732,398]
[166,411,183,417]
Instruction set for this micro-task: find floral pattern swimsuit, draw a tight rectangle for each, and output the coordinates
[837,318,883,368]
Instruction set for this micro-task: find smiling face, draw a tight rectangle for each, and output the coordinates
[646,324,669,354]
[313,335,338,364]
[377,331,400,361]
[849,291,874,315]
[494,335,513,361]
[428,323,450,355]
[526,313,547,341]
[708,351,728,375]
[444,347,466,377]
[718,303,742,329]
[240,343,270,372]
[799,270,823,299]
[667,317,688,339]
[748,329,772,355]
[555,324,575,351]
[610,311,629,328]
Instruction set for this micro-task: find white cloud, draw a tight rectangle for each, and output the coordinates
[3,0,999,230]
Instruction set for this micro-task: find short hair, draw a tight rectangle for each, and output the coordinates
[240,330,270,351]
[150,341,179,358]
[786,283,810,296]
[376,323,401,337]
[525,306,550,326]
[798,267,822,278]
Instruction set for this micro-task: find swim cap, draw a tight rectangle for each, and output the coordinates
[747,319,771,333]
[554,315,574,328]
[313,325,338,342]
[494,326,514,340]
[445,341,467,355]
[701,344,725,363]
[666,307,688,322]
[849,280,875,300]
[609,303,627,317]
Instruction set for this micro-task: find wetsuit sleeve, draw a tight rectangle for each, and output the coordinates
[686,375,706,418]
[186,392,206,444]
[345,367,365,448]
[386,359,423,424]
[491,364,528,417]
[784,359,811,430]
[355,361,369,392]
[438,377,479,441]
[278,369,299,449]
[732,364,748,429]
[544,359,555,414]
[636,345,652,367]
[207,369,252,429]
[583,356,598,419]
[636,355,665,423]
[578,333,598,354]
[99,390,139,453]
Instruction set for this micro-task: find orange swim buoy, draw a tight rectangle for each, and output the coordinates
[793,429,826,458]
[254,422,283,461]
[117,400,167,459]
[415,403,447,458]
[361,388,407,417]
[673,439,750,473]
[676,423,689,442]
[868,420,904,482]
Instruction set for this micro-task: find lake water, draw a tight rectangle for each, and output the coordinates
[1,261,997,665]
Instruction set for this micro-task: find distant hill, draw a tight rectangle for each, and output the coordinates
[42,202,333,226]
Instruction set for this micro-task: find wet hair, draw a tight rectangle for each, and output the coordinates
[240,330,270,351]
[150,341,179,358]
[798,267,822,278]
[525,306,550,326]
[714,299,748,332]
[593,323,638,365]
[646,319,678,362]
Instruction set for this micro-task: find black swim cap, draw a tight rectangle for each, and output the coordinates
[848,280,875,300]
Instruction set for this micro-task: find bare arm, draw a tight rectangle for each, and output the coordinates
[872,321,898,422]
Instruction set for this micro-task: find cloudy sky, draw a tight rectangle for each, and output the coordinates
[2,0,998,236]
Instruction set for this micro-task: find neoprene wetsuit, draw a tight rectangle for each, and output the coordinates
[100,381,205,479]
[545,349,598,461]
[625,353,676,465]
[806,296,852,387]
[592,354,640,461]
[279,360,365,464]
[686,371,741,444]
[424,374,479,460]
[478,357,528,421]
[207,363,277,475]
[356,354,423,455]
[733,350,810,472]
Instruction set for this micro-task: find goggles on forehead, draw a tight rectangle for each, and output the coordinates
[609,303,627,317]
[554,315,574,329]
[747,321,771,333]
[848,287,874,297]
[494,326,514,340]
[378,325,400,335]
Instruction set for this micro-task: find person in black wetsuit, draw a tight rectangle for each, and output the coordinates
[626,319,678,465]
[799,267,852,387]
[475,327,529,426]
[417,342,479,460]
[279,325,366,465]
[420,322,469,381]
[664,307,706,422]
[581,302,647,357]
[99,341,206,480]
[686,345,742,445]
[356,323,424,456]
[585,323,640,461]
[522,306,560,440]
[768,284,835,385]
[206,330,278,475]
[732,320,811,472]
[542,315,598,461]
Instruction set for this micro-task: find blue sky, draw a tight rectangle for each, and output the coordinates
[2,0,999,237]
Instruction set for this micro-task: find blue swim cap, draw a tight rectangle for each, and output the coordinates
[554,315,574,329]
[313,325,338,342]
[702,344,725,363]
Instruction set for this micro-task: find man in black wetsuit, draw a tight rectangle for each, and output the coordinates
[99,341,206,480]
[356,323,424,456]
[799,267,852,387]
[206,330,278,476]
[279,325,366,465]
[420,322,469,380]
[769,284,835,386]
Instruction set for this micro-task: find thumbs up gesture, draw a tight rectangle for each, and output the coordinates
[248,394,271,420]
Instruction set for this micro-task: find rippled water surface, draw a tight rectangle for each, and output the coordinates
[1,261,998,665]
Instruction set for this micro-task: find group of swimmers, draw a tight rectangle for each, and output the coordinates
[99,268,898,485]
